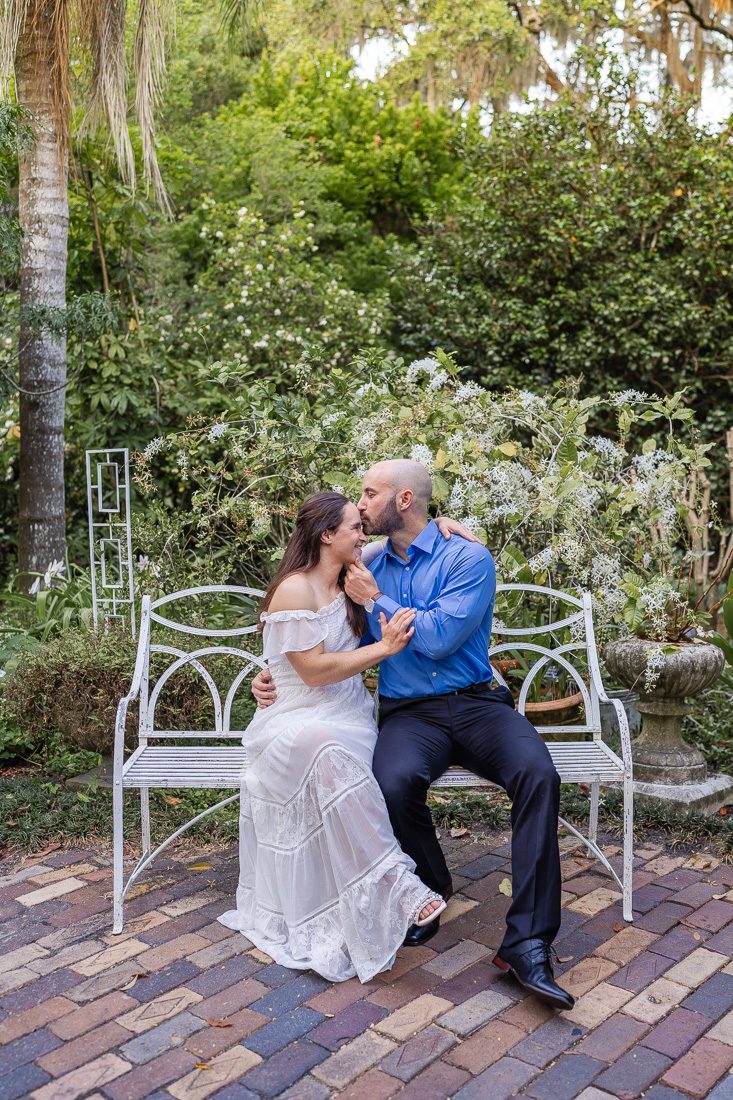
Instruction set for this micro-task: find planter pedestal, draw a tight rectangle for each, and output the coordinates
[633,774,733,815]
[604,639,730,814]
[633,698,707,784]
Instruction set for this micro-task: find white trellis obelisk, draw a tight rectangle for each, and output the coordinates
[86,448,136,637]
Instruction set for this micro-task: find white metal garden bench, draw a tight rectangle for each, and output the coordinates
[112,582,633,934]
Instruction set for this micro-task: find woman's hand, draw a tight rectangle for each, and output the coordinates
[378,607,416,655]
[435,516,483,544]
[252,668,277,708]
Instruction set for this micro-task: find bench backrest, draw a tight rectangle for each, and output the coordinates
[138,585,266,740]
[491,583,602,736]
[135,581,603,741]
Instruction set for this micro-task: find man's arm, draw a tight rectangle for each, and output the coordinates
[345,548,495,660]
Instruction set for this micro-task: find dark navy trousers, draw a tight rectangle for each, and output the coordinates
[374,684,562,949]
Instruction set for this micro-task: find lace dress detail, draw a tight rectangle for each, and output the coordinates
[218,592,433,983]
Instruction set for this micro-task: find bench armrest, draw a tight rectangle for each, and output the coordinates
[589,655,633,774]
[114,597,152,781]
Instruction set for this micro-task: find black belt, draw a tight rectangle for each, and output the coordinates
[380,680,500,704]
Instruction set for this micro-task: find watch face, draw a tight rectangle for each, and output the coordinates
[365,598,375,613]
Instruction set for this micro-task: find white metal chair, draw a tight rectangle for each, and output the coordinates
[112,585,267,934]
[433,584,634,922]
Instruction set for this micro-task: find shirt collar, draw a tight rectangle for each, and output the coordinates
[385,520,440,562]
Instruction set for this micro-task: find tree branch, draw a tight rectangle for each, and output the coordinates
[675,0,733,45]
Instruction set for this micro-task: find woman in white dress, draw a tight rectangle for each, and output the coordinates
[218,492,447,983]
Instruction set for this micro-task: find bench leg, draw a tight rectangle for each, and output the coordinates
[589,781,600,846]
[622,774,634,922]
[140,787,151,856]
[112,779,124,935]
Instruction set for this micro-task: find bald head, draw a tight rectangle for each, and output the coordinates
[370,460,432,509]
[358,459,433,538]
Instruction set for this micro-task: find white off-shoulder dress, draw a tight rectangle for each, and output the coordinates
[218,592,436,982]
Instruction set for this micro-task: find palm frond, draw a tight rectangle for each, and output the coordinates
[133,0,173,212]
[79,0,136,190]
[0,0,31,98]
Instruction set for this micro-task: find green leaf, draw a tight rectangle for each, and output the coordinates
[497,442,518,457]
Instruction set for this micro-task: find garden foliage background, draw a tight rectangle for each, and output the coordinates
[1,0,733,838]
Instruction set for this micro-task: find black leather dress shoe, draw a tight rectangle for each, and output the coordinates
[402,917,440,947]
[492,938,575,1010]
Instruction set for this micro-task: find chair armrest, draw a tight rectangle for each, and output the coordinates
[113,598,151,780]
[589,659,633,775]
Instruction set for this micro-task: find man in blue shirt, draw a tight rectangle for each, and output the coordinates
[254,459,572,1010]
[343,460,571,1010]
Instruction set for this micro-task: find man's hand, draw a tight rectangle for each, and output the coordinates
[252,667,277,708]
[435,516,483,544]
[344,561,381,606]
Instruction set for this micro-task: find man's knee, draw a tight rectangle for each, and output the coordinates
[513,749,560,798]
[373,762,428,812]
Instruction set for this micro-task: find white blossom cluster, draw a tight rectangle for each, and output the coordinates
[406,358,441,383]
[588,436,625,465]
[644,646,666,692]
[142,437,169,461]
[638,576,686,639]
[454,381,483,405]
[485,463,534,522]
[207,423,228,443]
[250,502,272,540]
[409,443,434,470]
[612,389,649,407]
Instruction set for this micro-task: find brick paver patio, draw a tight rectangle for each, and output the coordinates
[2,830,733,1100]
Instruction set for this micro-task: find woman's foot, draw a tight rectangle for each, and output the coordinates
[413,892,447,928]
[418,898,444,923]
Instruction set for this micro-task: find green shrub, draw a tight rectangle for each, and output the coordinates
[3,627,215,754]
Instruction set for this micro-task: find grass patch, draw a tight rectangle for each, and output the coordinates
[0,776,240,854]
[3,773,733,861]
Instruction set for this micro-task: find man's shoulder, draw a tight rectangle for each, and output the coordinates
[439,536,494,569]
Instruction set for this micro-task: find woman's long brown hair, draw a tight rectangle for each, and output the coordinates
[260,493,367,638]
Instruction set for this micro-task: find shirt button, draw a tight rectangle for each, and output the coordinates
[432,672,437,678]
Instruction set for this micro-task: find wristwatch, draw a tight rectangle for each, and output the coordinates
[364,594,381,614]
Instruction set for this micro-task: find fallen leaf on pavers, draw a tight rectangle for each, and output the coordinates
[194,1063,212,1070]
[613,922,623,933]
[206,1019,232,1028]
[125,878,175,901]
[450,828,469,838]
[187,862,213,872]
[557,956,574,963]
[22,841,61,863]
[685,852,719,871]
[693,932,702,941]
[120,971,150,990]
[499,878,513,897]
[648,996,662,1004]
[162,795,182,805]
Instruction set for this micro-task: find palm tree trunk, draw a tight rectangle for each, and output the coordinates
[15,1,69,577]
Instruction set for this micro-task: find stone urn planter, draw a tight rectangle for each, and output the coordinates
[603,638,725,787]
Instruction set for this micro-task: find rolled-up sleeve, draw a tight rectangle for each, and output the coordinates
[369,547,495,659]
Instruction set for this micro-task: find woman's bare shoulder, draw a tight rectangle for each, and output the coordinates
[268,573,319,614]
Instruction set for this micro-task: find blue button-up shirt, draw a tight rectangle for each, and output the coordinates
[362,521,496,699]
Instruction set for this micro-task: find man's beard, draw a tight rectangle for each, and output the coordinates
[364,496,403,537]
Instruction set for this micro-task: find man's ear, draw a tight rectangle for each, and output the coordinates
[398,489,414,512]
